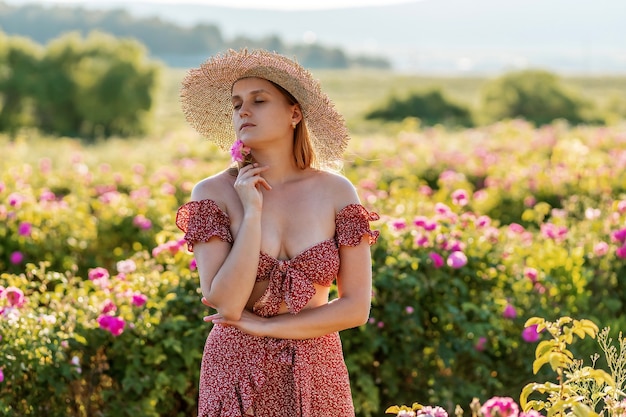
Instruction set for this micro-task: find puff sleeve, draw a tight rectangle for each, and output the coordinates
[335,204,380,247]
[175,199,233,252]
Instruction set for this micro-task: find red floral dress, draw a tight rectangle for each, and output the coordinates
[176,200,379,417]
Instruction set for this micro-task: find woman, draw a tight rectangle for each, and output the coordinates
[176,49,379,417]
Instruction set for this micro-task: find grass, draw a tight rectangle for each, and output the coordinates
[157,67,626,137]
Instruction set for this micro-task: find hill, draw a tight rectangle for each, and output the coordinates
[2,0,626,74]
[0,1,391,69]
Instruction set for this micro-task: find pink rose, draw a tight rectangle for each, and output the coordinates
[429,252,444,269]
[5,287,26,308]
[131,293,148,307]
[447,251,468,269]
[97,315,126,336]
[522,324,540,343]
[524,267,538,283]
[451,189,469,206]
[503,303,517,319]
[229,139,251,163]
[481,397,519,417]
[593,241,609,257]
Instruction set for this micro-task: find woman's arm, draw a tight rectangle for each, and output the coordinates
[193,164,271,321]
[204,237,372,339]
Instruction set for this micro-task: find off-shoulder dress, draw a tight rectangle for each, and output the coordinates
[176,199,379,417]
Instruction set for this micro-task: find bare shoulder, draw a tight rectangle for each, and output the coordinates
[190,170,236,205]
[313,170,361,211]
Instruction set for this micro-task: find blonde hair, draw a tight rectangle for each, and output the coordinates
[269,81,316,169]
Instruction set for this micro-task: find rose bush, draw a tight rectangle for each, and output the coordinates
[1,119,626,416]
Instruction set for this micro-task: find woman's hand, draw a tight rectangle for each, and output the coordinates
[233,163,271,212]
[202,297,268,337]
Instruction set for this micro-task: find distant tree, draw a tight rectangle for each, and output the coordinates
[35,31,161,138]
[365,88,474,127]
[0,2,390,69]
[0,32,42,133]
[480,69,590,125]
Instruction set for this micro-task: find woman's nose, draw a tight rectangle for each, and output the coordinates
[238,102,251,117]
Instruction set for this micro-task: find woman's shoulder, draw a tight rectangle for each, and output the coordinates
[311,169,360,210]
[191,169,236,203]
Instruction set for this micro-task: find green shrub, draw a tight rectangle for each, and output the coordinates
[365,88,473,127]
[2,122,626,416]
[480,69,591,126]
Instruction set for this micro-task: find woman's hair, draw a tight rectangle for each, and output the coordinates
[268,80,316,170]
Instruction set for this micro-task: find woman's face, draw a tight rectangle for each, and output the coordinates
[231,77,299,146]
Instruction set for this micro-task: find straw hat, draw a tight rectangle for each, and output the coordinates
[180,49,349,168]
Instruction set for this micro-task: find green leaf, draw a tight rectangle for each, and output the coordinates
[535,340,556,359]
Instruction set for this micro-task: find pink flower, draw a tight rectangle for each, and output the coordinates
[190,258,197,270]
[447,251,468,269]
[0,369,3,383]
[520,411,544,417]
[593,241,609,257]
[133,215,152,230]
[101,299,117,314]
[161,183,176,196]
[9,251,24,264]
[475,215,491,228]
[612,228,626,244]
[540,223,568,241]
[417,406,448,417]
[377,321,385,328]
[524,267,538,283]
[617,245,626,259]
[97,315,126,336]
[522,324,540,343]
[39,190,56,202]
[131,293,148,307]
[414,234,430,247]
[405,306,414,314]
[451,189,469,206]
[229,139,251,163]
[88,267,109,281]
[617,200,626,214]
[5,287,26,308]
[419,185,433,196]
[116,259,136,274]
[508,223,526,234]
[391,218,407,231]
[429,252,444,268]
[443,239,465,252]
[475,336,487,351]
[7,193,25,208]
[18,222,32,237]
[503,303,517,319]
[88,267,110,289]
[435,202,452,216]
[152,240,184,257]
[481,397,519,417]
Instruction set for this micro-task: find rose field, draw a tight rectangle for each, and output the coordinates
[2,70,626,417]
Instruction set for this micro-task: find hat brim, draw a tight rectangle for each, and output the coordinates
[180,49,349,168]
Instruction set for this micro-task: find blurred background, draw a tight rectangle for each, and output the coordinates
[3,0,626,73]
[2,1,626,417]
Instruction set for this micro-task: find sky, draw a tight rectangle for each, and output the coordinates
[5,0,625,74]
[6,0,416,10]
